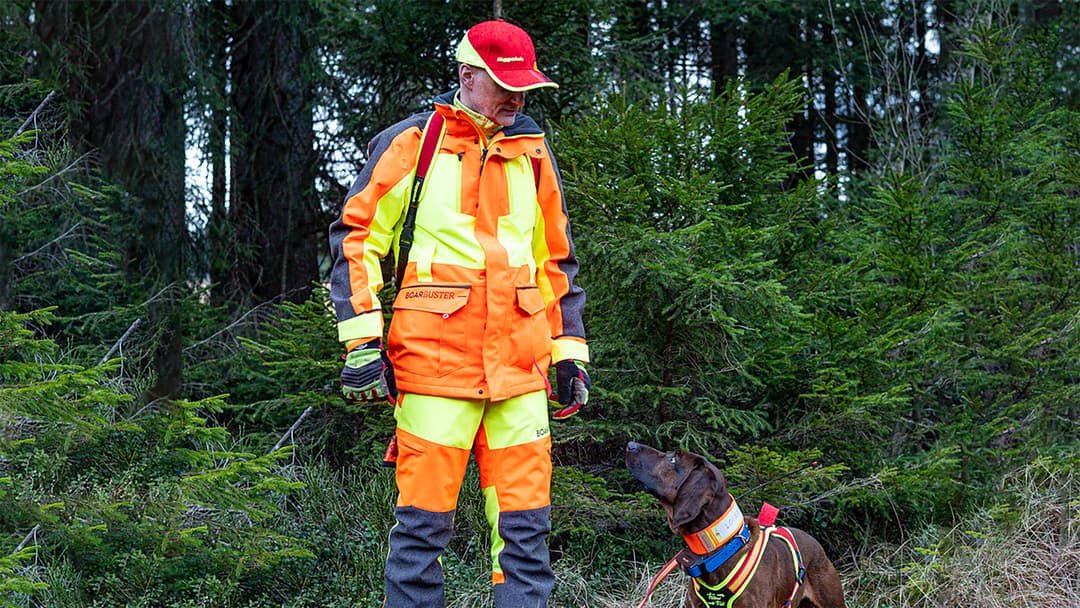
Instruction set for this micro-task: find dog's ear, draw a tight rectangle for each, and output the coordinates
[670,460,723,531]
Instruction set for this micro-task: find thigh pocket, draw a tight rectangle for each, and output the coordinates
[389,284,471,377]
[511,286,551,368]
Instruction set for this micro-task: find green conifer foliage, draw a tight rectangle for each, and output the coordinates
[1,116,312,607]
[557,76,816,456]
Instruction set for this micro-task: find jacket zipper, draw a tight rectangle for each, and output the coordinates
[479,146,489,177]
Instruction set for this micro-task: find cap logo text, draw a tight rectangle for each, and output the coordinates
[496,56,525,63]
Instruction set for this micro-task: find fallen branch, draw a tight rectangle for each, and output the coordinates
[10,222,83,267]
[15,524,40,552]
[99,318,143,366]
[13,90,56,138]
[183,300,276,354]
[272,406,314,453]
[16,152,92,197]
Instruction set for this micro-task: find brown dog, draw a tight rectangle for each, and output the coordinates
[626,442,846,608]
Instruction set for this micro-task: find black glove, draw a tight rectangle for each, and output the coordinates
[340,339,397,404]
[553,359,590,420]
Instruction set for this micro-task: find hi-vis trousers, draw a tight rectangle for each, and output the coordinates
[383,390,554,608]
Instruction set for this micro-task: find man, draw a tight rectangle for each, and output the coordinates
[328,19,590,608]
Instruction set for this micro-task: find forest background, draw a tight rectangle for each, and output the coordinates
[1,0,1078,606]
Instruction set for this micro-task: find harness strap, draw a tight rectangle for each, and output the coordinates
[396,112,445,289]
[682,524,749,578]
[689,502,806,608]
[692,523,771,607]
[770,526,806,608]
[635,523,806,608]
[530,155,542,191]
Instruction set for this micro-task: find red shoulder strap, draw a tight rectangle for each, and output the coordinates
[395,112,445,288]
[415,112,445,182]
[530,155,542,191]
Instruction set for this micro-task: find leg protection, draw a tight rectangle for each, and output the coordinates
[384,507,454,608]
[384,394,482,607]
[474,390,554,608]
[492,507,554,608]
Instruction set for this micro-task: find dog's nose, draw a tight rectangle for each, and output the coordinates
[627,441,639,452]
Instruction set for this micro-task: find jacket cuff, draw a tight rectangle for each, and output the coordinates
[337,310,383,344]
[551,336,589,363]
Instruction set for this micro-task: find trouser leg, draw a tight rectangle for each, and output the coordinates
[384,507,454,608]
[474,390,554,608]
[384,394,482,608]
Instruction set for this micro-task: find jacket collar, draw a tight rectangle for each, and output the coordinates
[433,89,543,139]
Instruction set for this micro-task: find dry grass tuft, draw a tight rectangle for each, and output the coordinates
[845,458,1080,608]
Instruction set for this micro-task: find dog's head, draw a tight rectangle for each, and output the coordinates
[625,441,733,535]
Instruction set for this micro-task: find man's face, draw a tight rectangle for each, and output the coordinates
[459,64,525,127]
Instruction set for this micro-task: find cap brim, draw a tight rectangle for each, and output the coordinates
[486,68,559,92]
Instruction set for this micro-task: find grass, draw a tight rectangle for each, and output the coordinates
[16,456,1078,607]
[842,457,1080,608]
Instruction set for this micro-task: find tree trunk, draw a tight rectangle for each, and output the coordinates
[227,0,317,306]
[708,14,738,96]
[823,19,839,179]
[206,0,231,307]
[36,0,188,399]
[847,82,872,175]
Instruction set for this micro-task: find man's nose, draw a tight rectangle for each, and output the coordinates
[508,91,525,106]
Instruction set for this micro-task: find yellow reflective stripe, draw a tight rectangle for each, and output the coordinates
[413,152,484,269]
[552,337,589,363]
[532,209,555,303]
[499,156,540,270]
[361,170,414,299]
[484,485,505,577]
[394,394,484,449]
[482,390,549,450]
[414,238,435,282]
[337,312,383,343]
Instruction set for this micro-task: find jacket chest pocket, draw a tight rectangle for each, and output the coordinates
[388,285,471,377]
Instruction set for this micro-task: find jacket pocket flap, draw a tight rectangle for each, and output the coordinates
[515,286,546,315]
[394,285,470,315]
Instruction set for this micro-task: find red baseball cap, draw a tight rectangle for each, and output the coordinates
[456,20,558,92]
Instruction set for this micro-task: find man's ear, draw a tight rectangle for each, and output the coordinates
[458,64,475,90]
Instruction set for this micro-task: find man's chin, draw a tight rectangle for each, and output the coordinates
[494,112,518,126]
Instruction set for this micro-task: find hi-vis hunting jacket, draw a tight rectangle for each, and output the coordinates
[329,90,588,402]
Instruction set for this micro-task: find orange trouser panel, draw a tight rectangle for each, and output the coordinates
[475,427,552,511]
[394,428,471,511]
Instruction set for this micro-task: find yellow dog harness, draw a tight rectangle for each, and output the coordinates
[634,502,806,608]
[691,523,805,608]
